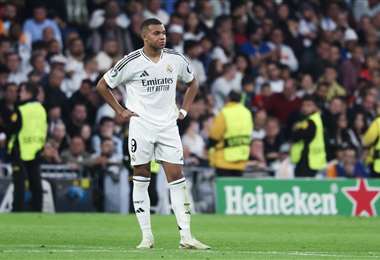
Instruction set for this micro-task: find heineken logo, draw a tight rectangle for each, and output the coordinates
[224,185,337,215]
[217,179,380,217]
[342,179,380,216]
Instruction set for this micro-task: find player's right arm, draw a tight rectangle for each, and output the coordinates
[96,56,139,120]
[96,78,138,119]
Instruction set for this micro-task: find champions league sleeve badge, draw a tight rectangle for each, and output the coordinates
[110,67,118,77]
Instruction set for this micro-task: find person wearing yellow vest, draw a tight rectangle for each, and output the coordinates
[290,95,326,177]
[7,83,47,211]
[208,91,253,177]
[362,116,380,178]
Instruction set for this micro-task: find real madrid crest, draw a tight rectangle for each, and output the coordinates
[166,64,173,73]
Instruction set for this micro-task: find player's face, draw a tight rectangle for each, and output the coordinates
[144,24,166,49]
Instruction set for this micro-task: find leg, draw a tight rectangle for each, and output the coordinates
[127,118,155,248]
[25,159,43,212]
[162,162,191,236]
[156,125,210,249]
[132,163,154,248]
[162,162,210,249]
[12,161,26,212]
[148,173,159,213]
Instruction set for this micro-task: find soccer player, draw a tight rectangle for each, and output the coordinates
[96,18,210,250]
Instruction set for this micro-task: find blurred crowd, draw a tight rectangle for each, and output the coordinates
[0,0,380,179]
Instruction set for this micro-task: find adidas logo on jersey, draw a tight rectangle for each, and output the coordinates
[140,70,149,77]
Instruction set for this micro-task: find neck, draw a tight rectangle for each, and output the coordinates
[143,46,161,59]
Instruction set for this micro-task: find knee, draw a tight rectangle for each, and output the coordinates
[133,164,151,178]
[166,170,184,183]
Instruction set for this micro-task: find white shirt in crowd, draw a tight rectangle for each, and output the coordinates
[211,72,242,111]
[190,59,206,86]
[269,79,284,93]
[268,43,299,72]
[143,9,169,25]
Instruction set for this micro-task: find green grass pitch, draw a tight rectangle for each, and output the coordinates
[0,214,379,259]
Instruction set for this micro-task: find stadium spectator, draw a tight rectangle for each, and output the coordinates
[41,140,62,164]
[326,146,369,178]
[182,120,207,166]
[268,28,298,72]
[208,91,253,177]
[61,135,106,172]
[8,83,47,212]
[0,83,18,138]
[143,0,170,25]
[263,117,284,166]
[91,116,123,158]
[96,38,122,73]
[211,63,242,111]
[184,12,205,41]
[23,4,62,46]
[320,66,346,101]
[264,78,301,125]
[240,27,272,67]
[184,40,206,86]
[291,96,327,177]
[6,52,27,84]
[43,67,68,112]
[167,24,184,53]
[66,103,88,137]
[248,139,268,173]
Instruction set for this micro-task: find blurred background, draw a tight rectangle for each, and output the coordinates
[0,0,380,215]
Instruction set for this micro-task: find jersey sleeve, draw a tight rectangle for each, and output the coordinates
[103,57,133,89]
[178,55,194,84]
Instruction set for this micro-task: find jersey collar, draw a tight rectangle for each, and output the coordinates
[140,48,163,64]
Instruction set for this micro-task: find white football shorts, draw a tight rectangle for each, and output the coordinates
[128,117,184,166]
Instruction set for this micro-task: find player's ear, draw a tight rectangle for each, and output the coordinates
[140,27,147,40]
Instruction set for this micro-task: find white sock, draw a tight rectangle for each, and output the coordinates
[169,177,192,240]
[133,176,153,239]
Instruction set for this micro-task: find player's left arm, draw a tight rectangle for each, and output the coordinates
[178,56,197,120]
[179,78,198,120]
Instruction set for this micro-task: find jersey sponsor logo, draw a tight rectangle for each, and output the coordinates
[142,77,174,93]
[140,70,149,77]
[141,77,174,86]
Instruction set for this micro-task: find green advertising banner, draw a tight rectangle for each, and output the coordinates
[216,178,380,216]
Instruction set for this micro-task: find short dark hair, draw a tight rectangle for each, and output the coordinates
[23,82,39,98]
[101,137,113,144]
[99,116,114,126]
[228,91,242,102]
[184,40,198,53]
[141,18,163,32]
[302,94,317,104]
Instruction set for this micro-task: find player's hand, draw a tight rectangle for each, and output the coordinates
[118,109,139,120]
[178,109,187,120]
[178,112,185,120]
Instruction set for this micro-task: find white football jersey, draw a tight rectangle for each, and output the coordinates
[104,48,194,127]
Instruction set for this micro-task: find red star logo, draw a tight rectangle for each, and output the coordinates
[342,179,380,216]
